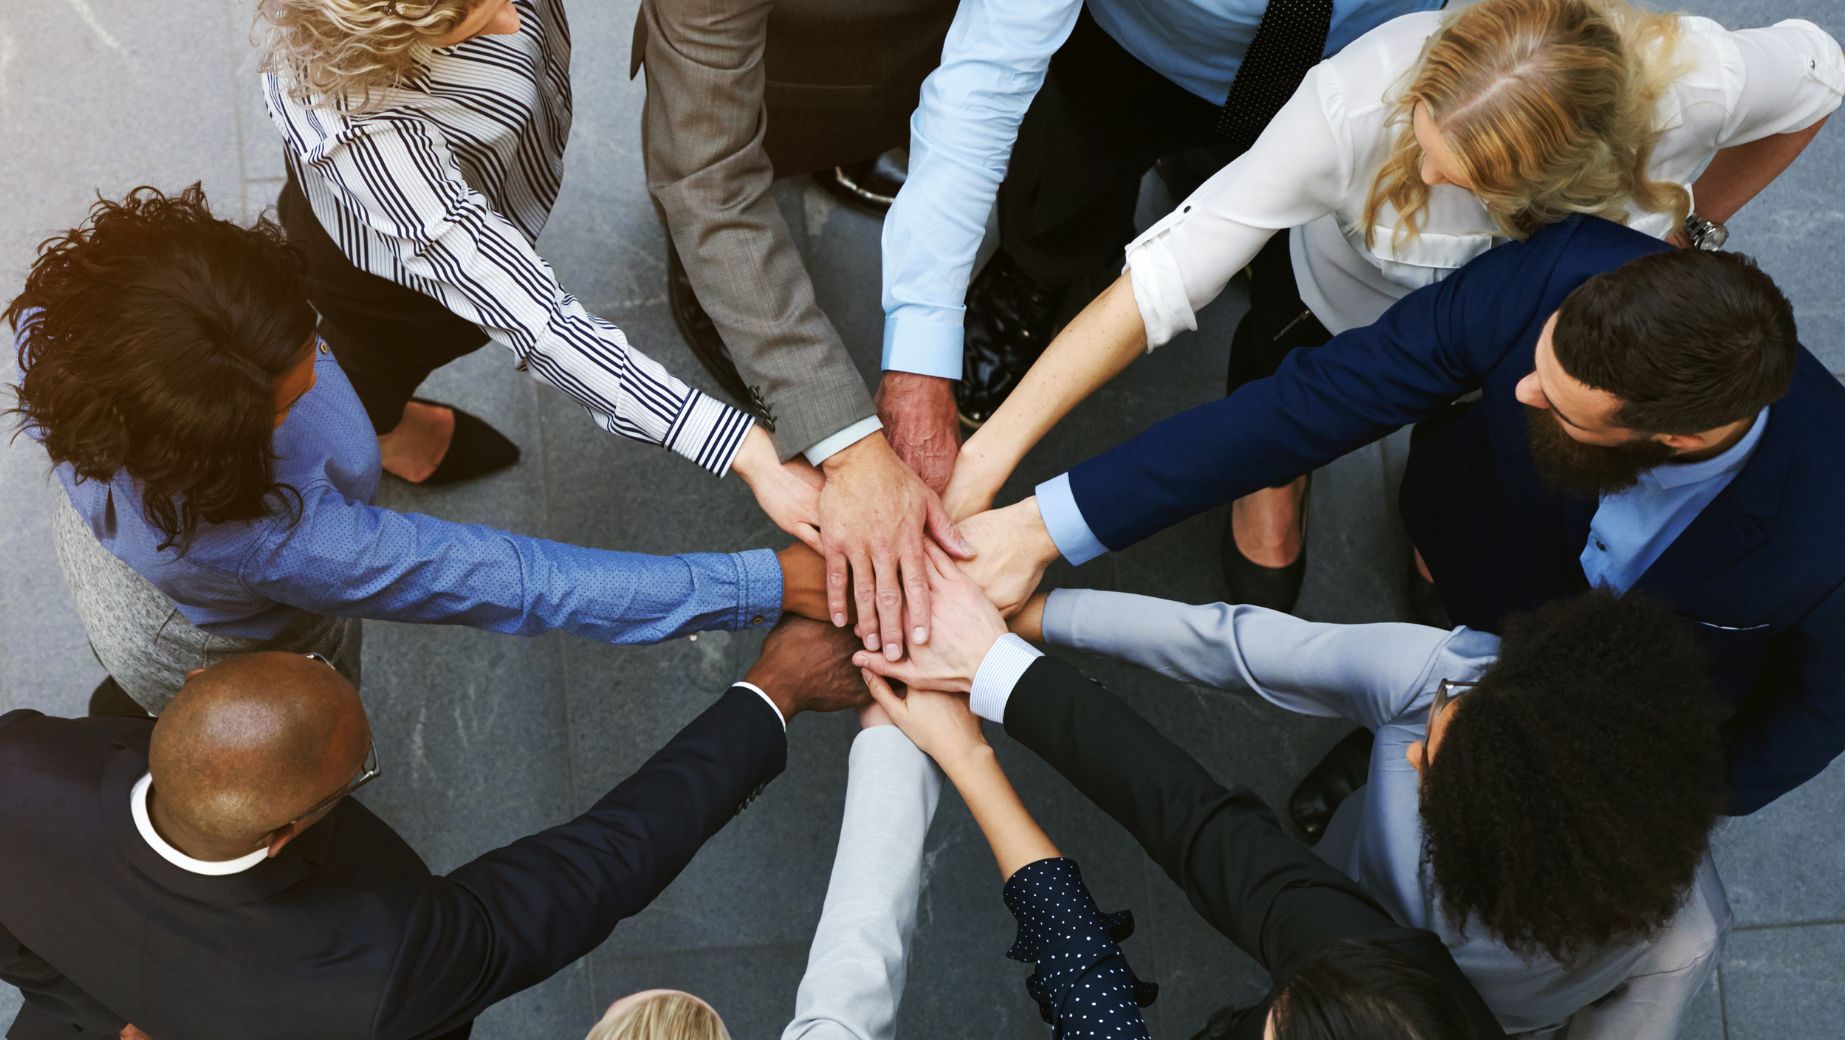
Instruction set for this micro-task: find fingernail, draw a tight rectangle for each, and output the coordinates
[852,653,866,666]
[866,633,881,652]
[912,626,928,644]
[832,613,847,627]
[884,643,901,662]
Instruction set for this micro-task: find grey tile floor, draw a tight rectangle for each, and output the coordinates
[1,1,1841,1036]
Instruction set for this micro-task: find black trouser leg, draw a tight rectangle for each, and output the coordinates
[996,11,1230,291]
[1225,231,1332,396]
[277,173,490,434]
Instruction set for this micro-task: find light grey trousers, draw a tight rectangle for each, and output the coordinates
[52,497,362,713]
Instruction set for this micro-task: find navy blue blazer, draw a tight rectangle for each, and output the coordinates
[1065,215,1845,814]
[0,689,785,1040]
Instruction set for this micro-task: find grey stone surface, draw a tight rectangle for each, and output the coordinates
[2,0,1842,1037]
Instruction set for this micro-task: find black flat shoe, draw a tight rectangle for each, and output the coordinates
[1288,727,1374,843]
[88,676,151,718]
[407,398,521,486]
[816,146,907,214]
[957,250,1062,428]
[1220,477,1309,613]
[666,244,753,407]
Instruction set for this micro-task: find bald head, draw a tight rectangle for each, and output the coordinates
[149,653,370,851]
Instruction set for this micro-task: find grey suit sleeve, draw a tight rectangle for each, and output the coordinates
[782,726,944,1040]
[1039,588,1486,730]
[637,0,878,461]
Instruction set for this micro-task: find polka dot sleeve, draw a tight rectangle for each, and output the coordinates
[1002,857,1157,1038]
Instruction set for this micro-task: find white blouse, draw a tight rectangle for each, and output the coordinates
[1127,11,1845,346]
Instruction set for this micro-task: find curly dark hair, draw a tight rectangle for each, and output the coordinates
[6,184,316,551]
[1420,591,1727,965]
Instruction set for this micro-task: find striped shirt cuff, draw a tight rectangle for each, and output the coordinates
[969,634,1045,724]
[666,390,755,477]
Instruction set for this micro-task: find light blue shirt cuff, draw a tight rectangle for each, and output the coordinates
[968,634,1045,724]
[732,548,785,631]
[881,310,965,380]
[1035,473,1109,565]
[802,416,885,467]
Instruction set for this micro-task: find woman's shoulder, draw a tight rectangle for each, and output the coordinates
[1314,10,1444,124]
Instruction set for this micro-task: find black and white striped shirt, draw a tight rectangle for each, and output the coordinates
[261,0,751,475]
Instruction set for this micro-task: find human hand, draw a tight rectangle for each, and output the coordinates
[120,1026,152,1040]
[852,543,1007,694]
[819,432,975,660]
[745,617,869,720]
[733,426,824,552]
[875,372,960,493]
[860,667,987,767]
[1008,592,1050,642]
[940,438,1006,520]
[859,700,894,729]
[956,497,1060,618]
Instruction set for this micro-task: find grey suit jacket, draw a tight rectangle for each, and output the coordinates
[633,0,951,460]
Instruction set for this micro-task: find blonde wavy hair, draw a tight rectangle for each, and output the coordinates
[584,992,730,1040]
[1362,0,1691,250]
[256,0,480,106]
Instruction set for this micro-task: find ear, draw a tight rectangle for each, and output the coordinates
[1653,431,1709,453]
[264,821,306,859]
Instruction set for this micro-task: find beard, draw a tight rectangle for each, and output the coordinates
[1524,406,1675,497]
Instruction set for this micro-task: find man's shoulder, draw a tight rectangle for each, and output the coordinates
[0,709,148,764]
[1517,215,1670,279]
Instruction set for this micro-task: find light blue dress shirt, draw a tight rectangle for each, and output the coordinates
[29,332,781,644]
[1580,409,1767,593]
[880,0,1440,379]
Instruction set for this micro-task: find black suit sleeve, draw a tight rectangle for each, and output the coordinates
[0,918,123,1039]
[372,686,786,1040]
[1003,656,1405,978]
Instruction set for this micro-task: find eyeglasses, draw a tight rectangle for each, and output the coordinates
[280,652,381,827]
[1420,679,1477,774]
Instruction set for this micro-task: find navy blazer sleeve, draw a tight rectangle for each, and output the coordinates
[0,918,122,1039]
[371,686,786,1040]
[1064,223,1566,554]
[1003,657,1503,1036]
[1725,580,1845,814]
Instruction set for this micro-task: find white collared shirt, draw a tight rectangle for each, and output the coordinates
[1125,13,1845,345]
[130,773,267,877]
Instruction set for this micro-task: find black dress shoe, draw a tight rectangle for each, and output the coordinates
[958,250,1063,428]
[1189,1004,1256,1040]
[816,146,907,214]
[88,676,151,718]
[1220,477,1309,613]
[1288,727,1375,842]
[409,398,521,486]
[666,245,753,406]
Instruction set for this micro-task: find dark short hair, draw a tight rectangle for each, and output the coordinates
[1551,249,1796,433]
[6,185,315,550]
[1420,591,1727,965]
[1272,938,1477,1040]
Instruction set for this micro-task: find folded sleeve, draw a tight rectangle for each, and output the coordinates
[235,482,782,643]
[1125,60,1352,349]
[1709,19,1844,147]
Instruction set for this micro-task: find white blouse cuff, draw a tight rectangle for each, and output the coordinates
[1126,242,1198,352]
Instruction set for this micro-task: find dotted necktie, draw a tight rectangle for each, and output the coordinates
[1215,0,1336,154]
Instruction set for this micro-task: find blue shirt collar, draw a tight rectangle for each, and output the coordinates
[1638,408,1768,491]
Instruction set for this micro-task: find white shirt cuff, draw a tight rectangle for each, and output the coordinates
[1126,242,1198,351]
[968,634,1044,725]
[735,681,786,731]
[802,416,885,466]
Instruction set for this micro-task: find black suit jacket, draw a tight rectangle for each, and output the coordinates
[1064,215,1845,813]
[0,688,784,1040]
[1004,656,1505,1038]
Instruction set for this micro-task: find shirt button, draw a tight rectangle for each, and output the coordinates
[751,614,765,626]
[1594,539,1607,551]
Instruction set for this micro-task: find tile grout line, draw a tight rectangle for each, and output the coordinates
[1716,963,1730,1040]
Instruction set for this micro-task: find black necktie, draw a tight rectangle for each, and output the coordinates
[1216,0,1336,154]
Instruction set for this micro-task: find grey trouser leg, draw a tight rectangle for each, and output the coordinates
[51,498,362,713]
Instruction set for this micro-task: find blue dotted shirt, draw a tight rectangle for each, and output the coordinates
[38,332,782,643]
[1004,857,1156,1039]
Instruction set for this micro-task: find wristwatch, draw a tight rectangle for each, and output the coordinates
[1682,212,1729,251]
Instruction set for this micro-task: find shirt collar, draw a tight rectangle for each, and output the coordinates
[1639,408,1768,491]
[131,773,268,877]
